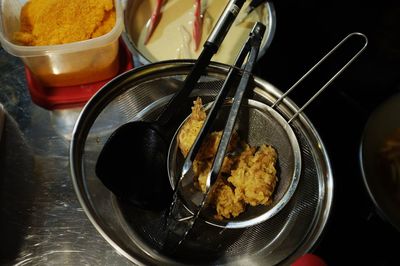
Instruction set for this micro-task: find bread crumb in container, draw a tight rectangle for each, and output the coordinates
[14,0,116,45]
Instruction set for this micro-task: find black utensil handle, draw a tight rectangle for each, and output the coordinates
[157,0,246,127]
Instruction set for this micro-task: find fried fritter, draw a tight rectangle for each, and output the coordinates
[177,97,206,157]
[228,144,278,206]
[177,97,278,220]
[193,155,235,192]
[209,178,245,220]
[196,131,239,161]
[177,97,239,159]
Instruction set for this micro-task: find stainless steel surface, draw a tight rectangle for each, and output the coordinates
[70,60,333,265]
[0,49,134,265]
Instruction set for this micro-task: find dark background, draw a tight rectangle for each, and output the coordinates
[254,0,400,264]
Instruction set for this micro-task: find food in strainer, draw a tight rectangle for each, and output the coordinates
[177,97,278,220]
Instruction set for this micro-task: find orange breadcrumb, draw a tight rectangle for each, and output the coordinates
[14,0,116,46]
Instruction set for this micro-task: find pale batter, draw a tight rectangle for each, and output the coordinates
[134,0,269,65]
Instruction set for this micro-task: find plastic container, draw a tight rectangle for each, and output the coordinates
[25,39,134,110]
[0,0,124,87]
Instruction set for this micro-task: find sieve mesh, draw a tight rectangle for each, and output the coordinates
[113,77,313,262]
[167,97,301,229]
[73,62,332,265]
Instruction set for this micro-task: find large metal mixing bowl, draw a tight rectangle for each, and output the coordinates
[70,61,333,265]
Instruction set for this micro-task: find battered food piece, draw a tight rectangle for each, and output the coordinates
[14,0,116,46]
[209,178,245,220]
[177,97,206,158]
[177,97,279,220]
[177,98,238,159]
[193,155,235,193]
[228,144,278,206]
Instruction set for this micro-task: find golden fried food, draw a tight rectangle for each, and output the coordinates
[209,178,245,220]
[177,97,238,159]
[196,130,239,161]
[177,97,278,220]
[193,155,235,192]
[228,144,278,206]
[177,97,206,157]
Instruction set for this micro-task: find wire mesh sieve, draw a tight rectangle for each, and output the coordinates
[70,61,333,265]
[108,80,323,264]
[165,32,368,232]
[70,32,367,264]
[167,98,301,229]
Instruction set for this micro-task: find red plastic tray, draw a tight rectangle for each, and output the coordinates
[25,39,134,110]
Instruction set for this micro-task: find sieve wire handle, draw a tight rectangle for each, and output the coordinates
[271,32,368,123]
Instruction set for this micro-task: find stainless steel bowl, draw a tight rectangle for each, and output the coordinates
[360,92,400,231]
[167,98,302,229]
[70,61,333,265]
[123,0,276,65]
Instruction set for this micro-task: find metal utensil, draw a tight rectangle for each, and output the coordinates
[95,0,246,210]
[167,32,368,229]
[193,0,207,51]
[163,22,266,252]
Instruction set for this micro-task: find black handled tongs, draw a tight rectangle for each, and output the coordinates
[163,22,266,252]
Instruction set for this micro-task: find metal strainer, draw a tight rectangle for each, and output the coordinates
[167,98,301,230]
[70,33,366,265]
[71,60,328,265]
[166,32,368,231]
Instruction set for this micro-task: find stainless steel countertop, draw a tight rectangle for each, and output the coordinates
[0,48,133,265]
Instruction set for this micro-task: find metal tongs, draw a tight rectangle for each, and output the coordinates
[163,22,266,252]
